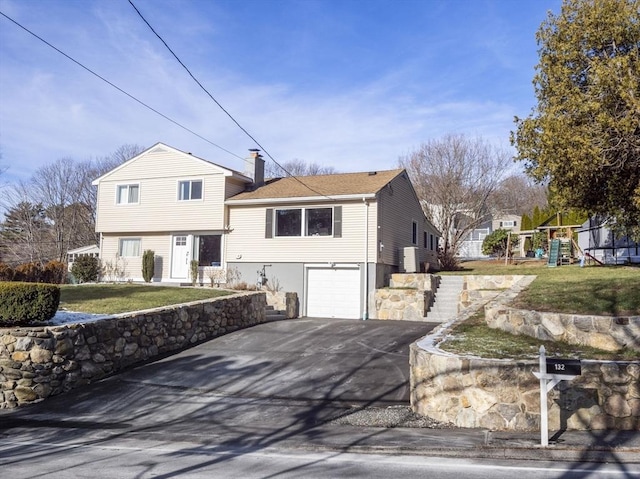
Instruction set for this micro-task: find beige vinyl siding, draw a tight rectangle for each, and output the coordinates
[377,173,438,266]
[96,150,229,233]
[101,233,171,281]
[225,179,248,199]
[226,200,377,263]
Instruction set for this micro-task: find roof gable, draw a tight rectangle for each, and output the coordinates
[92,142,250,185]
[227,169,405,202]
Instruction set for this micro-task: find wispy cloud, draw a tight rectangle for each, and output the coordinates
[0,0,561,183]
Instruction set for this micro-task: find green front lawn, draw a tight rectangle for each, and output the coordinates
[59,284,233,314]
[446,260,640,316]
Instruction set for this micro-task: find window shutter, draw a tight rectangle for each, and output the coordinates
[333,206,342,238]
[265,209,273,238]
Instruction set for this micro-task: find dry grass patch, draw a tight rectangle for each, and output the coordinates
[440,311,638,361]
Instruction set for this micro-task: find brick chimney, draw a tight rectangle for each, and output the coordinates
[245,149,265,187]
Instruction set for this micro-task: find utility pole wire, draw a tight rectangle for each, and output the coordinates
[128,0,333,198]
[0,10,243,161]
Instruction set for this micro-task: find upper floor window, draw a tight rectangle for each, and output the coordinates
[117,184,139,204]
[268,206,341,238]
[500,220,517,228]
[306,208,333,236]
[276,209,302,236]
[178,180,203,201]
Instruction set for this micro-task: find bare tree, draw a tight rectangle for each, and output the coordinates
[265,159,337,178]
[400,134,512,270]
[0,144,145,265]
[77,144,145,237]
[490,174,548,216]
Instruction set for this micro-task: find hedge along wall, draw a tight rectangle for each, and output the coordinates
[0,292,266,409]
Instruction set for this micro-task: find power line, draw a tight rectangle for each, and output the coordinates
[0,10,243,161]
[128,0,334,199]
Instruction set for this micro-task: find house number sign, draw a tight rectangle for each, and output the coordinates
[532,346,582,447]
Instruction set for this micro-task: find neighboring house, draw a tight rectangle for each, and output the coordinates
[93,142,440,319]
[458,213,521,259]
[578,216,640,265]
[66,244,100,271]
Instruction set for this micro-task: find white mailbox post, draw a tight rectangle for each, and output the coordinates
[533,345,582,447]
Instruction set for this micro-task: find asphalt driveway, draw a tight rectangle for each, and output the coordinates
[1,318,438,449]
[122,317,438,406]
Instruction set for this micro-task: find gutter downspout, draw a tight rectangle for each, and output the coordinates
[362,198,369,320]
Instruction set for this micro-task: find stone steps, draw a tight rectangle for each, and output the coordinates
[265,305,286,322]
[427,275,464,322]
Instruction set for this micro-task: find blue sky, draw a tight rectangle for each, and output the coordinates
[0,0,562,183]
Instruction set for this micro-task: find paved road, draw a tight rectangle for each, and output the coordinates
[2,437,638,479]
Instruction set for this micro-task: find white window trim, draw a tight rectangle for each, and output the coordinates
[118,238,141,257]
[115,183,140,205]
[274,206,335,238]
[177,178,204,202]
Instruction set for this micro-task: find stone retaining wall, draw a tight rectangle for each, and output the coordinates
[485,306,640,353]
[375,289,434,321]
[265,291,299,319]
[0,292,266,409]
[373,273,438,320]
[410,345,640,431]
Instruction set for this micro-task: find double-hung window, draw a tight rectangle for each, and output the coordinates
[116,184,139,204]
[178,180,203,201]
[267,206,340,238]
[119,238,141,257]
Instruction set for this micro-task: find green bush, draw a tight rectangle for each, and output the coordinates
[482,229,520,258]
[142,249,155,283]
[0,263,14,281]
[190,260,199,286]
[71,256,101,283]
[0,282,60,325]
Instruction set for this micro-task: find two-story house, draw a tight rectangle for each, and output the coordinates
[93,143,440,319]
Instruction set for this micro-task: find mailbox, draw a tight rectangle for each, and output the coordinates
[546,358,581,376]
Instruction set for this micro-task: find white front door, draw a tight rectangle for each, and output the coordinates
[306,266,361,319]
[171,235,189,279]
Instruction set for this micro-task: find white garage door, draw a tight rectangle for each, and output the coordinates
[306,267,361,319]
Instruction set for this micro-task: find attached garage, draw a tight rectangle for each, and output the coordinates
[305,265,361,319]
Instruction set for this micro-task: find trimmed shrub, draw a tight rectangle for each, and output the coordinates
[190,259,199,286]
[142,249,155,283]
[13,262,43,283]
[42,260,67,284]
[71,256,100,283]
[0,281,60,325]
[0,262,14,281]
